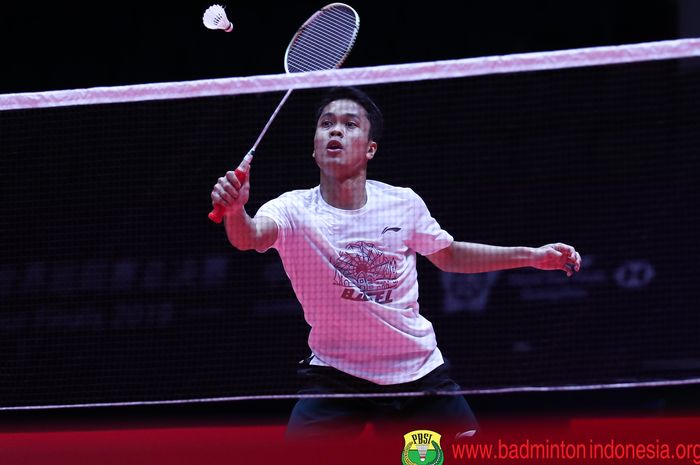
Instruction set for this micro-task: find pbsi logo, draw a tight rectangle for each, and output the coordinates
[402,430,443,465]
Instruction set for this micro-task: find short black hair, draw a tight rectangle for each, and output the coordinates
[315,87,384,142]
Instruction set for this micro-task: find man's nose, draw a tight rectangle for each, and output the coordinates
[330,124,343,136]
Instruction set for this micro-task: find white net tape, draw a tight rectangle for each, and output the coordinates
[1,39,698,111]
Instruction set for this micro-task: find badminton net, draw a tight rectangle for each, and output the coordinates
[1,39,699,409]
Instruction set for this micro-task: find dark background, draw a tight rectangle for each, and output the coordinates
[0,1,695,94]
[1,0,699,429]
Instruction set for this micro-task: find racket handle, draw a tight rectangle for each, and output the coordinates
[208,205,225,223]
[208,152,253,224]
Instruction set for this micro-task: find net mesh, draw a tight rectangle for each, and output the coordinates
[1,39,699,409]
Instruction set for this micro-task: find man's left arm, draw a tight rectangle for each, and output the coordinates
[426,242,581,277]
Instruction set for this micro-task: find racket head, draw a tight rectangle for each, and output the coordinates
[284,3,360,74]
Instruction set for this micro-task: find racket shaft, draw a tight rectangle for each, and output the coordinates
[251,89,293,151]
[208,89,293,224]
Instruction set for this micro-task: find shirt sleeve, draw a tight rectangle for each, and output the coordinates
[405,190,454,256]
[254,194,293,252]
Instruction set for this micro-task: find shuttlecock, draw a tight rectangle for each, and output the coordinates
[203,4,233,32]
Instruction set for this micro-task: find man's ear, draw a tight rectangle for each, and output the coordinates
[366,141,378,160]
[312,151,315,158]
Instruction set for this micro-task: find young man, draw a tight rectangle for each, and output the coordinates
[211,87,581,439]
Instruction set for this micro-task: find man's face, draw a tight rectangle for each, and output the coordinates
[313,99,376,178]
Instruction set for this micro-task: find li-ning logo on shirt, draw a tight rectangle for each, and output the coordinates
[381,226,402,235]
[332,241,398,304]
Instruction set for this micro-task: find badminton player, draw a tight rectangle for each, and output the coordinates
[210,87,581,439]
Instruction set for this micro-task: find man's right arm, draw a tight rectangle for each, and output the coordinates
[210,157,278,253]
[223,209,278,252]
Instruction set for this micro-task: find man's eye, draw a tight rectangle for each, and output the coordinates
[346,121,358,128]
[320,120,332,128]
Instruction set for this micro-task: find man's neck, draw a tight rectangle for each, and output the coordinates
[319,173,367,210]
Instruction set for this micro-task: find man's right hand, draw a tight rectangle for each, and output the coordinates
[211,157,251,214]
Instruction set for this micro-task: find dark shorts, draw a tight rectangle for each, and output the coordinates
[286,359,478,440]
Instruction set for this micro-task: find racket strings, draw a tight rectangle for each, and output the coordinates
[286,6,358,73]
[290,28,353,70]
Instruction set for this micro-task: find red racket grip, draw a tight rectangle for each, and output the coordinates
[208,167,248,224]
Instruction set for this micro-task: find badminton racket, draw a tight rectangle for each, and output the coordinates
[209,3,360,223]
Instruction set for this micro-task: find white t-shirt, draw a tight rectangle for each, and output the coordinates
[255,180,454,385]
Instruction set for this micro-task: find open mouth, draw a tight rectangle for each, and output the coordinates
[326,140,343,151]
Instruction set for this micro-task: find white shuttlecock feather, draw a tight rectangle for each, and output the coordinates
[203,4,233,32]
